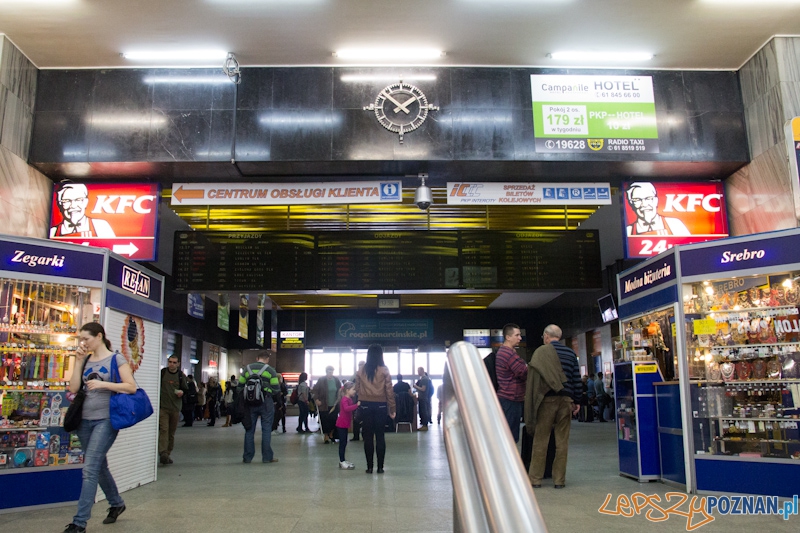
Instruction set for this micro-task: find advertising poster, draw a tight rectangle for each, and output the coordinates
[256,294,266,347]
[50,182,160,261]
[217,294,230,332]
[238,294,249,339]
[187,293,205,319]
[622,181,728,259]
[531,74,658,154]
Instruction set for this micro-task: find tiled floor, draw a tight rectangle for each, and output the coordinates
[3,418,798,532]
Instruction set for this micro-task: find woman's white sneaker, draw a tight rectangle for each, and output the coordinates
[339,461,355,469]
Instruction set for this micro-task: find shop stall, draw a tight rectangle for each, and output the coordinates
[0,235,163,512]
[617,227,800,497]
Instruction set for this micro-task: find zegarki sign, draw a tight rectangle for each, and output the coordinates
[622,181,729,259]
[49,183,160,261]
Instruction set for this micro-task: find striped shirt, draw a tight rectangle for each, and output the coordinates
[495,345,528,402]
[551,341,582,403]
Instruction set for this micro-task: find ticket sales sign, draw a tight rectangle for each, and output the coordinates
[531,75,659,154]
[49,183,160,261]
[446,182,611,205]
[622,181,729,259]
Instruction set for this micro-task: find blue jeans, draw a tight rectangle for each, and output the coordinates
[243,401,275,462]
[297,400,310,431]
[499,397,523,442]
[73,418,124,528]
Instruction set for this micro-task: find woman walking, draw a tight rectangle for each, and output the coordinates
[63,323,136,533]
[296,372,311,433]
[355,345,396,474]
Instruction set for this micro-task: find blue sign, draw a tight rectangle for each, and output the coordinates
[619,252,677,301]
[463,329,490,347]
[380,182,401,201]
[107,257,163,305]
[335,319,433,341]
[0,238,104,281]
[187,293,205,319]
[680,232,800,277]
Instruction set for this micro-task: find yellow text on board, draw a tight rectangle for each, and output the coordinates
[693,318,717,335]
[635,364,659,374]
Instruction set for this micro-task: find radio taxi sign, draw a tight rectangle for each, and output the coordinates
[49,182,160,261]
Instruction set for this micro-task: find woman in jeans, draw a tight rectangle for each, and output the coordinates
[64,323,137,533]
[296,372,311,433]
[354,345,396,474]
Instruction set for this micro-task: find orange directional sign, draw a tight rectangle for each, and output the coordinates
[170,181,402,206]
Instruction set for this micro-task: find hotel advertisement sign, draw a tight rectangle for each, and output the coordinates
[49,182,160,261]
[531,74,658,154]
[622,181,729,259]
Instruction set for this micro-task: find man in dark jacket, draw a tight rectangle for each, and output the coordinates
[159,356,187,465]
[181,374,198,427]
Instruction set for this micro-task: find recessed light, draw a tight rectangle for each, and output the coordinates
[340,74,437,82]
[548,51,653,62]
[121,49,229,62]
[334,48,445,62]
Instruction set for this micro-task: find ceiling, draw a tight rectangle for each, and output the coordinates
[1,0,798,70]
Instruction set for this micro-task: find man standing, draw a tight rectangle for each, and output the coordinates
[413,367,432,431]
[239,351,280,463]
[159,355,187,465]
[594,372,610,422]
[313,366,342,444]
[181,374,198,427]
[495,323,528,442]
[525,324,582,489]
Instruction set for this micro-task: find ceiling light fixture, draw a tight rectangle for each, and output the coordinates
[340,74,437,82]
[143,75,231,84]
[334,48,445,62]
[548,51,653,62]
[121,49,229,63]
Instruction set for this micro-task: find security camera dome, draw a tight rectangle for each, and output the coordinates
[414,176,432,210]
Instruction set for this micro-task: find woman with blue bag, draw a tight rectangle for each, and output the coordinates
[63,323,137,533]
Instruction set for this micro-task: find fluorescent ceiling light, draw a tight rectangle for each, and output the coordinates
[86,114,167,128]
[0,0,78,3]
[122,49,229,62]
[548,51,653,62]
[334,48,444,62]
[341,74,437,82]
[701,0,799,3]
[143,75,231,84]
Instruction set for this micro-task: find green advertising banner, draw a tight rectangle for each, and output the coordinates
[217,293,230,332]
[531,74,659,154]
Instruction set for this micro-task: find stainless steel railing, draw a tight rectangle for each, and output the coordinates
[443,341,548,533]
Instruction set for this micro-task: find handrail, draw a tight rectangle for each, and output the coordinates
[444,341,548,533]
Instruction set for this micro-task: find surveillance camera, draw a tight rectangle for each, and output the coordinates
[414,185,432,210]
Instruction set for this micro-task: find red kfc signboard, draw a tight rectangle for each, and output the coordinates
[622,181,728,259]
[49,182,160,261]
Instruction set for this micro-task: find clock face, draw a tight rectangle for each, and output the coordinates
[372,82,432,134]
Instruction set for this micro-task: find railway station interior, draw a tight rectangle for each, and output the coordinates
[1,1,800,532]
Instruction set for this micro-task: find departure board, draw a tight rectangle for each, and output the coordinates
[316,232,460,290]
[172,230,601,291]
[459,230,601,290]
[173,232,315,291]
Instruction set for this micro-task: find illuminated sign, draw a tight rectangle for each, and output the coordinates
[279,330,305,349]
[446,182,612,205]
[170,181,402,206]
[463,328,490,347]
[121,265,151,298]
[49,182,160,261]
[622,181,728,259]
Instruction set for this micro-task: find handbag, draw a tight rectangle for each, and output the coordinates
[108,354,154,430]
[63,384,86,432]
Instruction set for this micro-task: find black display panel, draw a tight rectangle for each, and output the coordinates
[172,230,601,291]
[316,231,460,290]
[173,232,315,291]
[459,230,601,290]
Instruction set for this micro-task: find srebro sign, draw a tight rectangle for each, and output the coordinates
[622,181,729,259]
[49,183,160,261]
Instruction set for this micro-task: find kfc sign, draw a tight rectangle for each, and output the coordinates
[622,181,728,259]
[50,182,160,261]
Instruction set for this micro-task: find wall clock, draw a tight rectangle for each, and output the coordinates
[364,81,438,143]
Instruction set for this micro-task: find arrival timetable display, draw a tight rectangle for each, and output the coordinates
[173,230,602,291]
[531,74,659,154]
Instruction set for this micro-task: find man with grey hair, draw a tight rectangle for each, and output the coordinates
[524,324,581,489]
[625,181,690,236]
[50,183,116,238]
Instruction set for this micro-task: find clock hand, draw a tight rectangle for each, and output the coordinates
[394,96,417,114]
[382,90,412,115]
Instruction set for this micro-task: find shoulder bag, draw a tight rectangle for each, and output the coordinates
[63,380,86,432]
[109,354,154,430]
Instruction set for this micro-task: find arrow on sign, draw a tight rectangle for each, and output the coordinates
[172,185,205,203]
[113,243,139,257]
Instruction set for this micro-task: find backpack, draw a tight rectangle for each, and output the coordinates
[484,352,500,392]
[243,363,269,406]
[289,387,299,405]
[426,377,435,399]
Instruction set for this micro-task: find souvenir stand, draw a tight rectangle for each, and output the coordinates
[615,252,676,482]
[676,229,800,497]
[0,235,164,512]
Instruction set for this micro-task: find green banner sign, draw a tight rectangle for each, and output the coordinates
[532,74,659,154]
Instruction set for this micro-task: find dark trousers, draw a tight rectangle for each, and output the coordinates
[208,400,217,425]
[352,409,362,440]
[337,427,349,462]
[272,404,286,431]
[418,398,432,426]
[360,402,387,469]
[321,407,339,438]
[297,401,310,431]
[522,426,555,478]
[181,405,195,426]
